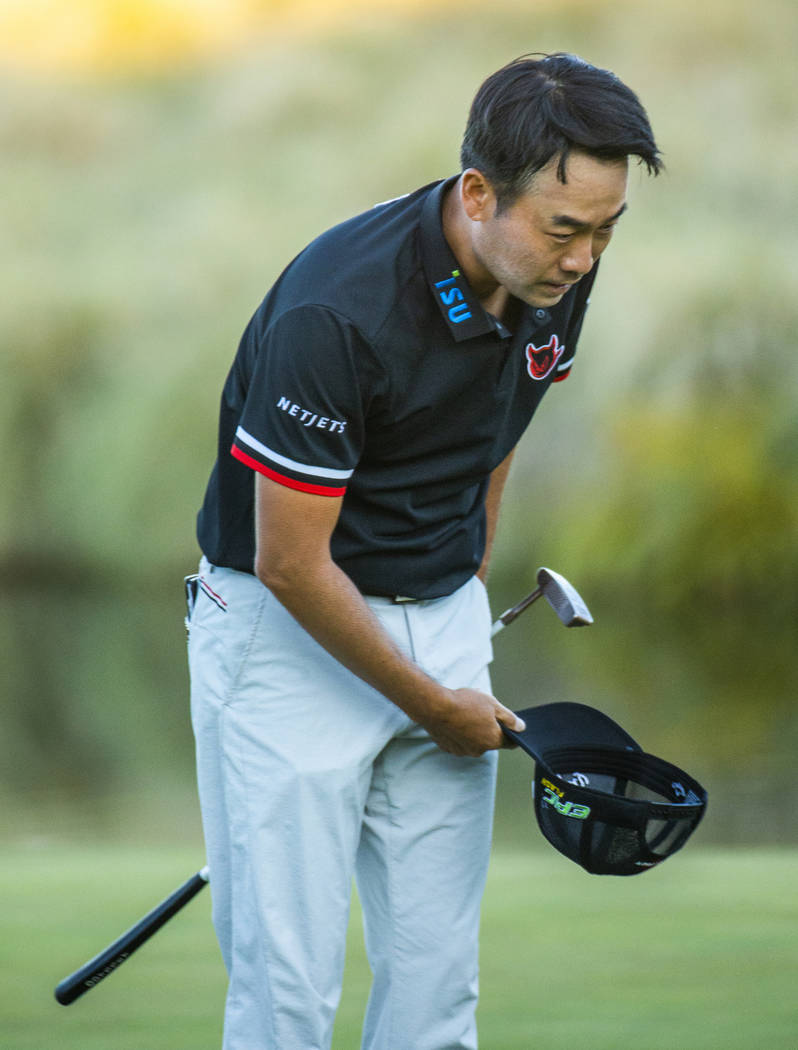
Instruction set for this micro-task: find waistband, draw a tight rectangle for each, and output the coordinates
[199,558,448,606]
[367,594,425,605]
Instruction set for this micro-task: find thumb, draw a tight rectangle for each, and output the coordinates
[495,703,526,734]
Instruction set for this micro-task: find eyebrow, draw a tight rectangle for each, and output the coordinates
[550,203,628,230]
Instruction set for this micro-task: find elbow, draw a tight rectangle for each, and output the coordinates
[254,550,293,596]
[255,543,328,602]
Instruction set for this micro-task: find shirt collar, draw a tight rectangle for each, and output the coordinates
[420,177,551,342]
[420,177,499,342]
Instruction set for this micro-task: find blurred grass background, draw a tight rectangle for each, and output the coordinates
[6,844,798,1048]
[1,0,797,1044]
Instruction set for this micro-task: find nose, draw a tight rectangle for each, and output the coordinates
[561,236,594,276]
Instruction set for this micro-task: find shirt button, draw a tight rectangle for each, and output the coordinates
[535,309,548,321]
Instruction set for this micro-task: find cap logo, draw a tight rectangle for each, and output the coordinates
[564,772,590,787]
[672,781,703,805]
[526,334,564,380]
[541,784,591,821]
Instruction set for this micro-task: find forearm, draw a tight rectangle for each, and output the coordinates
[253,473,523,755]
[257,550,451,727]
[477,447,515,582]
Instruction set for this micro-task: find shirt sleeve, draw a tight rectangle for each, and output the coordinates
[552,262,600,383]
[231,305,371,496]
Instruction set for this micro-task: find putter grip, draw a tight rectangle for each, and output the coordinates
[54,868,209,1005]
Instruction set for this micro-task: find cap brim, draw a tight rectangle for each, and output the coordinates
[504,701,641,761]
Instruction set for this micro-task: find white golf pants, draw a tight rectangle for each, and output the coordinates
[188,559,497,1050]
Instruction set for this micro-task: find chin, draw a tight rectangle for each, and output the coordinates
[527,287,566,308]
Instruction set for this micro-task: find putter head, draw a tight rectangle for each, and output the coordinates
[537,567,593,627]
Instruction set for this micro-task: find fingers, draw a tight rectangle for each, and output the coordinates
[425,691,525,756]
[416,688,526,756]
[495,704,526,750]
[495,703,526,735]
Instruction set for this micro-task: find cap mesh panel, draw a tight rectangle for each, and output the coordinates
[532,748,706,875]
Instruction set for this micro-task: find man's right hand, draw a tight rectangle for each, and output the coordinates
[419,688,526,757]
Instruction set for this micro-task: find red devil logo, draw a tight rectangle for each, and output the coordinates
[525,334,564,381]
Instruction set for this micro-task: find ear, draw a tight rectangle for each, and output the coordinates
[460,168,497,222]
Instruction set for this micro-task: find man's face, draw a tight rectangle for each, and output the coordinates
[466,151,629,309]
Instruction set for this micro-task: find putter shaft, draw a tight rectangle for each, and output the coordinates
[491,587,543,636]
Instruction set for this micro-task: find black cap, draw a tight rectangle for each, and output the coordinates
[504,703,707,876]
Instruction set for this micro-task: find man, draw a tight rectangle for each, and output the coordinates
[188,52,661,1049]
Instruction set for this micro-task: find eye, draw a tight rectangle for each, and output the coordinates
[549,232,573,243]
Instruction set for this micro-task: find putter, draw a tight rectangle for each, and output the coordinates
[491,566,593,636]
[55,567,591,1005]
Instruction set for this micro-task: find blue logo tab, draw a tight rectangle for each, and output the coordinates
[434,270,473,325]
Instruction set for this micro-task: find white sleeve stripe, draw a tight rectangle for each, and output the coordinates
[557,355,575,372]
[235,426,354,481]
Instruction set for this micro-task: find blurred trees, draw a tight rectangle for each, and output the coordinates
[1,0,795,843]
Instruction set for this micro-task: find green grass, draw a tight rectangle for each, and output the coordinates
[2,843,797,1049]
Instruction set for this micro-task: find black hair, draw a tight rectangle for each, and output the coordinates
[461,53,663,211]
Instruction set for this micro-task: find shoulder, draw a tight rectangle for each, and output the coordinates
[264,182,440,338]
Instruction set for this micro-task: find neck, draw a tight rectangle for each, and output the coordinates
[480,286,511,321]
[441,176,504,312]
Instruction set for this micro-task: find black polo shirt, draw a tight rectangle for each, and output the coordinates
[197,177,598,598]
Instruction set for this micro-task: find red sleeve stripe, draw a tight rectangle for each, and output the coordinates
[235,425,353,481]
[231,445,347,497]
[553,354,574,383]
